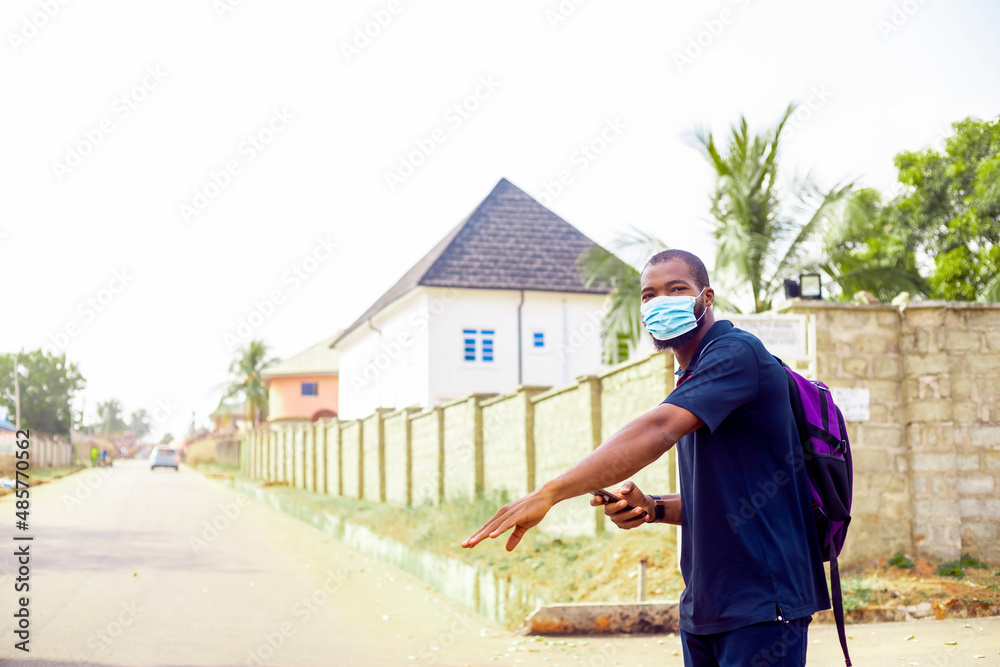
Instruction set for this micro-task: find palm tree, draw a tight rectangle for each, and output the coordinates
[695,104,859,312]
[224,340,277,427]
[579,104,864,359]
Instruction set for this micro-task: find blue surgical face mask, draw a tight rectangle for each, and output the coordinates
[640,288,706,341]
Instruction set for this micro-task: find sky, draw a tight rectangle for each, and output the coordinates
[2,0,999,442]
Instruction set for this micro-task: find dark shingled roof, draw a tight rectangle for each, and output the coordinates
[333,178,609,346]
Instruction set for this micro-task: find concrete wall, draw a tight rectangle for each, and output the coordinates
[786,301,1000,565]
[0,431,74,469]
[340,420,362,499]
[241,302,1000,565]
[410,407,443,506]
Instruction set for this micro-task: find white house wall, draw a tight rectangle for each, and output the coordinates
[426,288,609,406]
[338,287,610,417]
[337,290,433,419]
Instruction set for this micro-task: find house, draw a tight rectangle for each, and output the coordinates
[332,178,612,419]
[210,400,246,434]
[263,333,340,423]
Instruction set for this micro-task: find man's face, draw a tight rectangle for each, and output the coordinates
[640,259,712,351]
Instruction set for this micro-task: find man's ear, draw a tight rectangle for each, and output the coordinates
[703,287,715,308]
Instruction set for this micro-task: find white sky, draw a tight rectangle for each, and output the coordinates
[2,0,998,441]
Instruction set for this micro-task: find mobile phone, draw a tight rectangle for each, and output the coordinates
[591,489,648,518]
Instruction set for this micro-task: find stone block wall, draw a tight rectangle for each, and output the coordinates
[340,420,362,499]
[481,387,548,501]
[410,407,443,505]
[787,301,1000,565]
[384,408,417,505]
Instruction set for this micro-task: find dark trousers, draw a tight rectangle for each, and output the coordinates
[681,616,811,667]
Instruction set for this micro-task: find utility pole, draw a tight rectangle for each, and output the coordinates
[13,350,21,429]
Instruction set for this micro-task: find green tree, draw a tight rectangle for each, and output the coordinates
[824,115,1000,301]
[224,340,277,427]
[817,187,929,302]
[96,399,127,437]
[0,350,85,436]
[159,432,174,445]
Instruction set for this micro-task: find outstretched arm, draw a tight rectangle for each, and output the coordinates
[462,402,701,551]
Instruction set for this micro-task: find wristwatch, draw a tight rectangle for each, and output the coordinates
[649,494,666,523]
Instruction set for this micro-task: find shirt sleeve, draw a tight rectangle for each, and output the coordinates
[662,338,760,433]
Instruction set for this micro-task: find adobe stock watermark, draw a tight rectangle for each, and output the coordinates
[535,117,628,207]
[223,235,339,351]
[189,494,251,553]
[544,0,589,31]
[213,0,250,20]
[349,288,458,394]
[243,567,349,665]
[673,0,755,73]
[785,85,834,137]
[340,0,412,63]
[51,65,169,182]
[7,0,72,53]
[42,269,135,355]
[179,107,294,223]
[383,75,501,192]
[85,601,144,655]
[878,0,930,40]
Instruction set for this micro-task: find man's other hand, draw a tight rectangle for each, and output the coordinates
[590,481,653,530]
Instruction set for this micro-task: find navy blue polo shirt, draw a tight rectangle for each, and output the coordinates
[662,320,830,635]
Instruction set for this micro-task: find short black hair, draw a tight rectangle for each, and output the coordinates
[644,249,711,290]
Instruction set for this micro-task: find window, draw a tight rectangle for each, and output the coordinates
[533,332,545,348]
[462,328,495,362]
[481,329,494,362]
[463,329,477,361]
[301,382,318,396]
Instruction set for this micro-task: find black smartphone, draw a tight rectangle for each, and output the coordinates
[590,489,648,518]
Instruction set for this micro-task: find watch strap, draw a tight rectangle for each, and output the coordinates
[650,494,665,523]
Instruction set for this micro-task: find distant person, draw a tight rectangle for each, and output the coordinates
[101,449,108,464]
[464,250,830,667]
[90,445,99,467]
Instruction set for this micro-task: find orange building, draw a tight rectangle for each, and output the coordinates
[263,333,340,423]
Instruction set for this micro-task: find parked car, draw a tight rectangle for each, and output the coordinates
[150,447,180,471]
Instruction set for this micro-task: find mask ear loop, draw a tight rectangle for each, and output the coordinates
[693,288,708,324]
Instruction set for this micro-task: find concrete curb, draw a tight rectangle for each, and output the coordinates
[521,602,680,635]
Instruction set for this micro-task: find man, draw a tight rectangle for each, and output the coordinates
[463,249,829,666]
[90,444,99,467]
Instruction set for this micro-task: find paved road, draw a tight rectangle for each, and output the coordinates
[1,460,998,666]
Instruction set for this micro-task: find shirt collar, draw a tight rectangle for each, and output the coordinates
[674,320,734,377]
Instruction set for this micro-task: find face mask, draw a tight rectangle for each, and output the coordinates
[640,288,706,341]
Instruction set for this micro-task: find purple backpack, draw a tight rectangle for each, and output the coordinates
[777,358,854,666]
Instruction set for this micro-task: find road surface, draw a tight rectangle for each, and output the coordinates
[1,460,998,666]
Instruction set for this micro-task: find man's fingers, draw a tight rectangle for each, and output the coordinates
[619,481,636,495]
[462,508,513,547]
[506,525,526,551]
[590,495,606,507]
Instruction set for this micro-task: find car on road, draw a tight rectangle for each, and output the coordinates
[150,447,180,471]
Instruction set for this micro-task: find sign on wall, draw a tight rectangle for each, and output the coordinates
[725,314,808,359]
[828,387,871,422]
